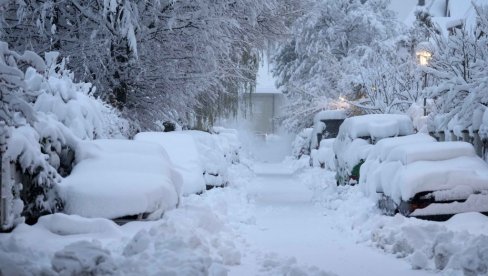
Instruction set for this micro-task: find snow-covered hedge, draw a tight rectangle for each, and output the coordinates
[291,128,313,159]
[0,42,129,230]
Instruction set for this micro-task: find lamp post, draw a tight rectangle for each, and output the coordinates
[416,50,432,116]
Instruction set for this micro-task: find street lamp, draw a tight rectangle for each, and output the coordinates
[416,49,432,116]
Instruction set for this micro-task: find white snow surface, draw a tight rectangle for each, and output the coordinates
[135,132,206,195]
[184,130,229,187]
[2,138,488,276]
[313,110,347,122]
[386,141,476,165]
[59,139,181,219]
[337,114,414,141]
[361,135,488,205]
[334,115,415,184]
[311,139,336,170]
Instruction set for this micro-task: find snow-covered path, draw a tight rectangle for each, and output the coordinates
[231,163,432,276]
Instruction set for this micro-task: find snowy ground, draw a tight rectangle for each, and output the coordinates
[1,148,488,275]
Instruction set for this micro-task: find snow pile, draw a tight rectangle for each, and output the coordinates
[135,132,206,195]
[59,139,181,219]
[371,213,488,274]
[333,114,414,185]
[310,139,336,170]
[297,165,488,275]
[186,130,229,188]
[0,167,255,275]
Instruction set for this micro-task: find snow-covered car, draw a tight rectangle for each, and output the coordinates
[333,114,414,185]
[361,137,488,220]
[185,130,229,189]
[135,132,206,195]
[59,139,182,221]
[310,110,346,150]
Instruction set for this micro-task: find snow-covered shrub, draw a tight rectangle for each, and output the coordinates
[291,128,313,159]
[1,42,129,230]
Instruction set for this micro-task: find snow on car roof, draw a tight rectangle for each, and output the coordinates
[367,133,436,162]
[59,139,181,219]
[395,156,488,202]
[386,141,476,165]
[339,114,414,140]
[313,110,347,122]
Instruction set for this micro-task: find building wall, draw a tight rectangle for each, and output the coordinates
[242,93,284,134]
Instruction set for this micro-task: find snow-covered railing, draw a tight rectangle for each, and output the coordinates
[429,129,487,160]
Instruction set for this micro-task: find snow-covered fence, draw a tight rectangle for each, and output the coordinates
[429,130,487,160]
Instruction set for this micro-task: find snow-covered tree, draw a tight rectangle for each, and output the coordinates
[423,4,488,133]
[0,0,291,131]
[273,0,400,130]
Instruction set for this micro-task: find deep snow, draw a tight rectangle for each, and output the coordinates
[1,139,488,275]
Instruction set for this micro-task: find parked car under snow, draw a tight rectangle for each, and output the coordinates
[360,135,488,220]
[135,132,206,195]
[59,139,182,221]
[333,114,415,185]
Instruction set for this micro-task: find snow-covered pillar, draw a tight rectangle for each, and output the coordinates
[0,123,11,231]
[473,131,483,157]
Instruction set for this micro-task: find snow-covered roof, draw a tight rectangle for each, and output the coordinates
[255,56,281,94]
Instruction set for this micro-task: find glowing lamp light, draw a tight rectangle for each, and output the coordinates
[416,50,432,66]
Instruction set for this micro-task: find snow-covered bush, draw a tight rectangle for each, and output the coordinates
[421,5,488,140]
[291,128,313,159]
[0,42,129,230]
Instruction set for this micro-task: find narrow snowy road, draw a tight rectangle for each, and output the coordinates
[231,163,432,276]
